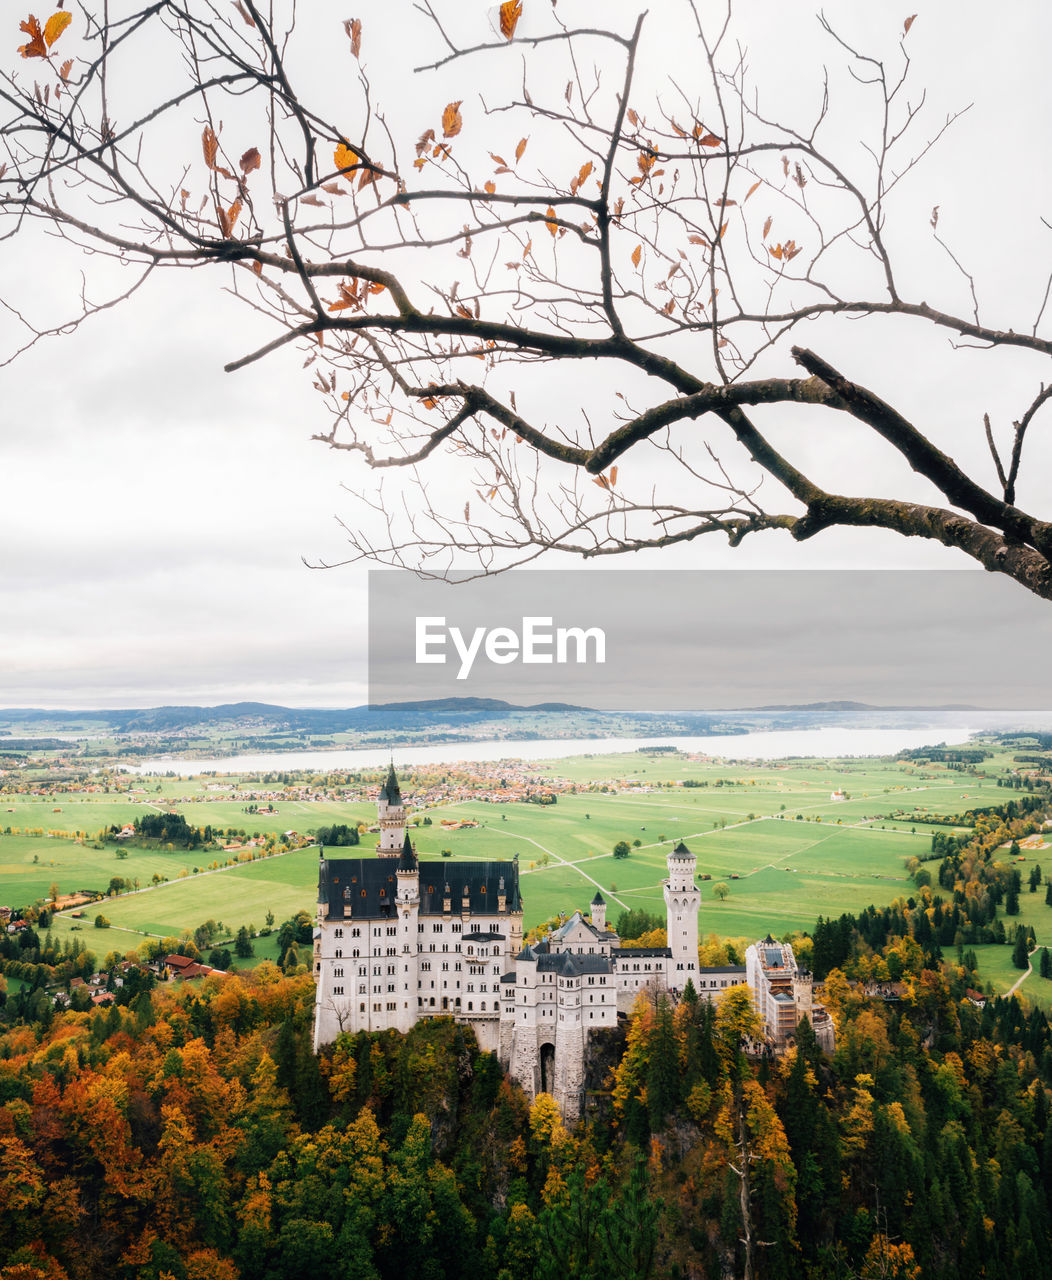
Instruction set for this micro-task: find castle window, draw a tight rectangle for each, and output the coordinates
[335,949,342,958]
[480,885,486,894]
[361,889,366,898]
[335,928,343,938]
[360,1003,365,1013]
[343,887,351,900]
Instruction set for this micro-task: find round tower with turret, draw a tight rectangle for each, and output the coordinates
[663,841,701,983]
[395,832,421,1033]
[376,763,406,856]
[590,889,607,932]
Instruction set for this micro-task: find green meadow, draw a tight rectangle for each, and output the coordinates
[7,745,1050,1007]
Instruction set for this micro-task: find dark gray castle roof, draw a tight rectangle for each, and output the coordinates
[591,889,605,904]
[397,832,416,871]
[612,946,673,959]
[319,855,521,921]
[379,764,402,805]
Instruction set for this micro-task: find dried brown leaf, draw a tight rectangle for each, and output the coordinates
[442,101,463,138]
[18,16,47,59]
[202,126,219,169]
[499,0,522,39]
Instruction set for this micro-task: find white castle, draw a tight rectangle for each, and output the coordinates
[313,767,831,1118]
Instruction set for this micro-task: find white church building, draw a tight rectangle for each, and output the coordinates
[313,768,831,1118]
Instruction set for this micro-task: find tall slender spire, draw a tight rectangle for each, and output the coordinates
[397,830,417,872]
[379,762,402,805]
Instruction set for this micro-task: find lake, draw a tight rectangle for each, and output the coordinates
[122,724,980,774]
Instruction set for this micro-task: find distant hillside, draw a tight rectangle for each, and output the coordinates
[0,698,731,737]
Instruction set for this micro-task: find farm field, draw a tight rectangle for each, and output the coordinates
[969,943,1052,1012]
[6,744,1049,1006]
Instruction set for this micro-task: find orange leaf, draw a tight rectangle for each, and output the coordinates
[251,260,263,276]
[416,128,435,157]
[484,180,496,194]
[696,132,722,148]
[345,17,363,57]
[762,215,772,239]
[43,10,71,46]
[744,179,762,202]
[58,56,72,79]
[903,13,916,35]
[661,298,675,315]
[515,136,527,162]
[544,206,558,237]
[688,234,708,246]
[609,466,618,487]
[218,199,242,238]
[202,126,218,169]
[631,244,641,268]
[240,146,261,174]
[334,141,359,179]
[18,16,47,59]
[442,101,463,138]
[499,0,522,39]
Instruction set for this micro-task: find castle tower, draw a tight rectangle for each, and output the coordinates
[663,841,700,983]
[313,844,325,981]
[590,889,607,932]
[793,968,814,1023]
[394,832,420,1033]
[376,763,406,856]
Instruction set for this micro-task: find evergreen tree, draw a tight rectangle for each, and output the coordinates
[645,995,679,1132]
[1012,929,1031,970]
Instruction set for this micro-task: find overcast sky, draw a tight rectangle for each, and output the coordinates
[2,1,1050,710]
